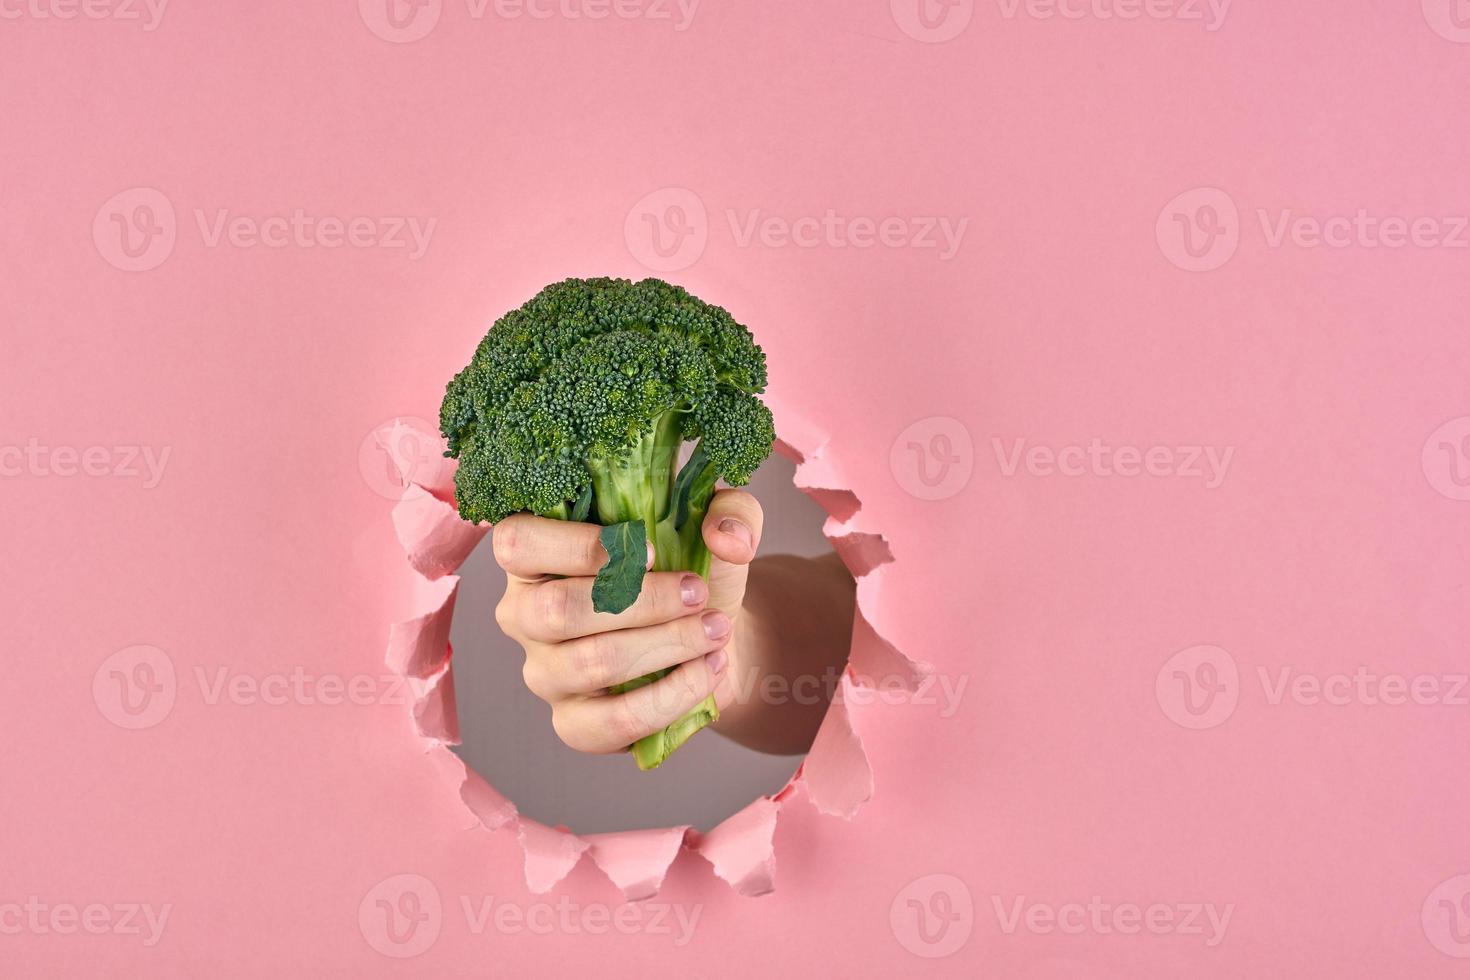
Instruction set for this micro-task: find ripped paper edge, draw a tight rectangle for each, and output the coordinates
[376,406,930,900]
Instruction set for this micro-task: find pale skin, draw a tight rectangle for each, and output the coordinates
[492,489,857,757]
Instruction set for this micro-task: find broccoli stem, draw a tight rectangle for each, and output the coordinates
[588,409,681,533]
[585,411,722,769]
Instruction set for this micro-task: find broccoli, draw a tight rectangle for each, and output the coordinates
[440,277,776,769]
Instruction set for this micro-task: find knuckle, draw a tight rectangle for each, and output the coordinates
[640,575,667,614]
[534,581,570,637]
[584,531,607,572]
[672,662,705,702]
[648,573,681,614]
[491,519,522,570]
[683,614,711,652]
[628,634,670,678]
[493,596,515,634]
[570,634,617,691]
[520,658,552,701]
[606,700,647,747]
[550,708,591,753]
[726,487,758,511]
[648,677,691,719]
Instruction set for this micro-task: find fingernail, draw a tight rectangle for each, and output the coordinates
[646,541,655,569]
[719,518,752,550]
[705,649,727,675]
[680,574,706,606]
[702,610,730,640]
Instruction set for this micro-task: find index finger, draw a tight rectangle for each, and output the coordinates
[492,513,650,581]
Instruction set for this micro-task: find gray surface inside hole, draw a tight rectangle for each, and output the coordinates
[449,453,834,834]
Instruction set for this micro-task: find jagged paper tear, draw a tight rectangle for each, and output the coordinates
[375,400,929,901]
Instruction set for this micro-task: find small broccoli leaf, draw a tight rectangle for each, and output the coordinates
[671,443,712,529]
[570,484,593,523]
[592,520,647,614]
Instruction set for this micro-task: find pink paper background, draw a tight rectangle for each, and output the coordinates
[5,1,1470,976]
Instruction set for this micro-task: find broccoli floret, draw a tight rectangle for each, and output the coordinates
[439,277,776,770]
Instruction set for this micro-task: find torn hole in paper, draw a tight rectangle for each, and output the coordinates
[375,399,929,900]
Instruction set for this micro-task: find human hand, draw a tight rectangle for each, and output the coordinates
[490,490,764,754]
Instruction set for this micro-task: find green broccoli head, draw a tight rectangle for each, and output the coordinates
[440,277,774,526]
[439,277,775,770]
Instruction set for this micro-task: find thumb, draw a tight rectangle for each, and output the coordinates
[701,488,763,617]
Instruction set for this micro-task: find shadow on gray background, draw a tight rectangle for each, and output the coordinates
[450,453,834,834]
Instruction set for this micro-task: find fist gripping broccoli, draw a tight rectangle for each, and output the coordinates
[440,277,776,768]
